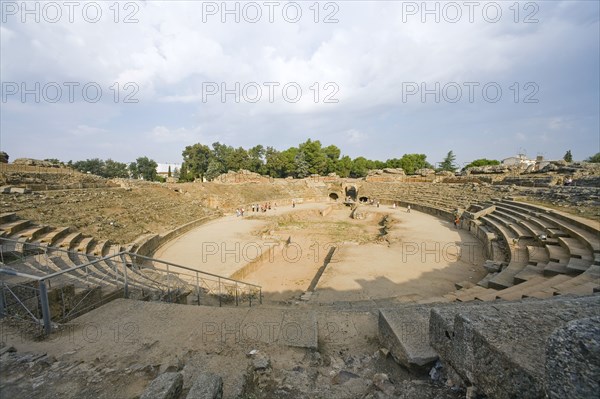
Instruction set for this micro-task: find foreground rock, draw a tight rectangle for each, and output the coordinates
[429,295,600,399]
[545,316,600,399]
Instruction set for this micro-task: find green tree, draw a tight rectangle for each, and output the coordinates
[133,157,158,181]
[128,162,139,179]
[73,158,105,176]
[248,145,266,174]
[585,152,600,163]
[398,154,431,175]
[229,147,251,170]
[178,163,192,182]
[211,142,235,170]
[463,158,500,170]
[265,147,295,178]
[205,159,224,181]
[298,139,328,175]
[350,157,370,177]
[323,144,341,174]
[182,143,212,180]
[563,150,573,163]
[104,159,129,178]
[335,155,353,177]
[294,151,310,178]
[439,151,457,172]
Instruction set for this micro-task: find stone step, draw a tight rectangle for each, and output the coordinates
[541,265,600,296]
[378,305,444,371]
[0,219,32,236]
[55,232,83,250]
[0,212,17,224]
[479,275,572,301]
[543,260,571,276]
[453,285,496,302]
[526,245,548,265]
[566,257,594,274]
[546,244,569,263]
[91,240,111,257]
[498,275,572,300]
[76,237,97,254]
[38,227,71,246]
[14,225,52,241]
[487,246,529,289]
[536,213,600,254]
[513,264,544,284]
[527,281,599,299]
[546,227,569,238]
[429,295,600,399]
[558,237,593,260]
[476,272,498,288]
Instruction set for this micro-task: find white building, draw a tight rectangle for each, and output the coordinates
[156,163,182,178]
[501,154,536,168]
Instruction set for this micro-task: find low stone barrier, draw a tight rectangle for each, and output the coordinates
[133,215,220,258]
[229,244,277,281]
[319,205,333,217]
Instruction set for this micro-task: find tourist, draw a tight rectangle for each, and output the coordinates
[392,202,396,209]
[292,200,296,208]
[407,205,411,213]
[564,177,573,186]
[251,204,255,212]
[454,216,460,229]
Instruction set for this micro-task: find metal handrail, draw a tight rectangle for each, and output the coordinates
[130,253,262,289]
[0,237,261,290]
[0,237,263,334]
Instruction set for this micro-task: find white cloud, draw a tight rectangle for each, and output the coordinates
[0,1,598,163]
[68,125,109,137]
[515,132,527,142]
[149,126,197,143]
[346,129,367,144]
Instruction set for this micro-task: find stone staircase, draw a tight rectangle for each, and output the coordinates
[0,213,262,329]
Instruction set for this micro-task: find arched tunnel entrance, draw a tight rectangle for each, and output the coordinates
[345,186,357,201]
[329,193,339,201]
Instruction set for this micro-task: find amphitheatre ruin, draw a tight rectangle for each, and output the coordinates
[0,160,599,399]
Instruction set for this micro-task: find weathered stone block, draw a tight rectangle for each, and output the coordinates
[430,296,600,399]
[545,316,600,399]
[140,372,183,399]
[379,305,441,370]
[186,373,223,399]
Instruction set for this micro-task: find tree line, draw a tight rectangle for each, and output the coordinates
[179,139,443,181]
[66,157,160,181]
[56,146,600,182]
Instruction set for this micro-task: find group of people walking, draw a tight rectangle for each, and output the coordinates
[251,202,275,213]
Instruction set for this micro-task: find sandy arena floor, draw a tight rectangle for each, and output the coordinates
[154,202,487,304]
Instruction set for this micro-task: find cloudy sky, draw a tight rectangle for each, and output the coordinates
[1,0,598,167]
